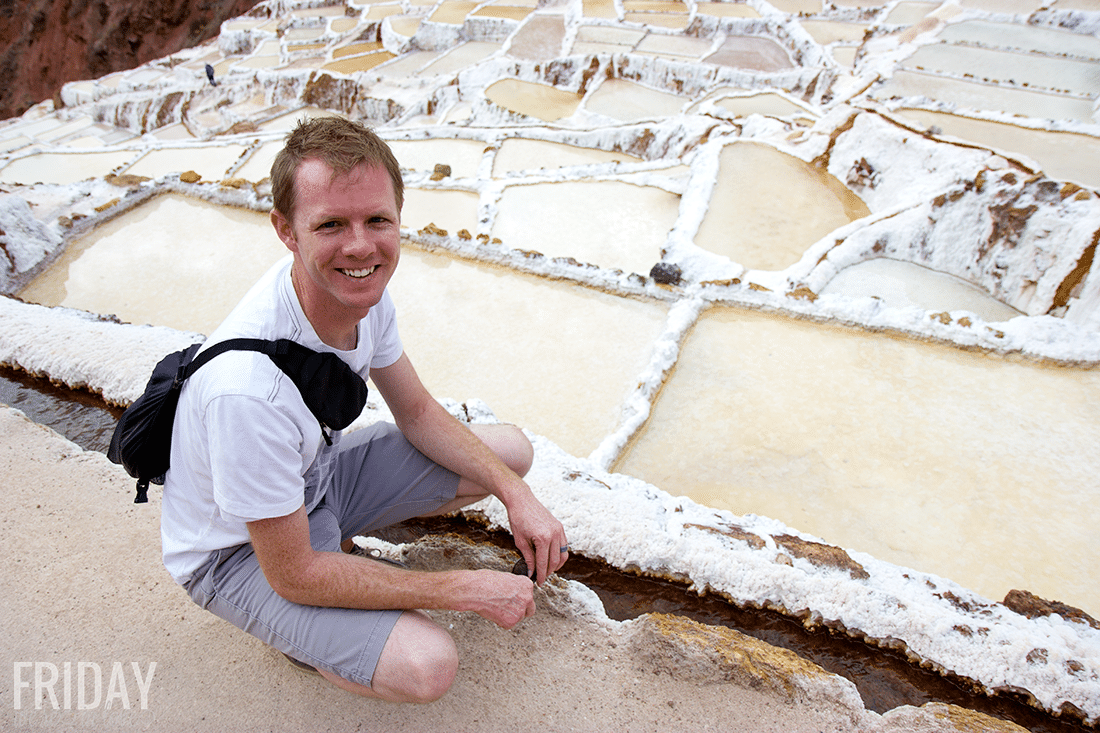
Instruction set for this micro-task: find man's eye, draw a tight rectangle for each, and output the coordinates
[318,221,340,230]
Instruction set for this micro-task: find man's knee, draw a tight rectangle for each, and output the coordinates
[371,611,458,703]
[504,425,534,478]
[475,423,533,478]
[398,631,458,703]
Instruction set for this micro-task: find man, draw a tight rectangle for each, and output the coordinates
[160,116,569,702]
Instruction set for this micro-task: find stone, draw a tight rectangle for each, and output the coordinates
[649,261,682,285]
[1002,589,1100,630]
[773,534,870,580]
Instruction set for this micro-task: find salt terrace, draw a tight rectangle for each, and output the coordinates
[1,0,1099,724]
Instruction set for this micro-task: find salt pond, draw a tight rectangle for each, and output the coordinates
[615,305,1098,610]
[695,142,870,272]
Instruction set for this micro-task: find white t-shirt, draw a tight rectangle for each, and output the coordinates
[160,256,404,584]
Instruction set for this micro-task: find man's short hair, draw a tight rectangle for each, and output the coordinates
[270,116,404,222]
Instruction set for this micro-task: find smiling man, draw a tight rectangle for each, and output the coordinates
[160,117,569,702]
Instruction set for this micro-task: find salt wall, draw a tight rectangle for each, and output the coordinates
[0,0,1099,725]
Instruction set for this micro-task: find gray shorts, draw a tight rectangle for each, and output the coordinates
[184,421,460,687]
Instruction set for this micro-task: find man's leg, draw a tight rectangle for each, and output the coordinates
[314,610,458,703]
[327,424,531,699]
[339,422,533,552]
[187,542,452,702]
[420,423,534,517]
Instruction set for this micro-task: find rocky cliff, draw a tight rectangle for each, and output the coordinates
[0,0,261,120]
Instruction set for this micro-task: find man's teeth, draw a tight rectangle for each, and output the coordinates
[342,266,377,278]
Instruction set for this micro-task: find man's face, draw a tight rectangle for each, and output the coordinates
[272,159,401,334]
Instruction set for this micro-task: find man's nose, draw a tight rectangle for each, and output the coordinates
[344,224,378,256]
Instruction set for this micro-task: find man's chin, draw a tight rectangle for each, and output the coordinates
[338,285,387,313]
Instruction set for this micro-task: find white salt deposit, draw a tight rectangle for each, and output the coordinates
[1,0,1099,723]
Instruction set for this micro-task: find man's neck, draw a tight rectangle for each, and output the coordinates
[290,265,361,351]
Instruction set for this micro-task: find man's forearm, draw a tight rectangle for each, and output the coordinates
[272,548,465,609]
[267,546,535,629]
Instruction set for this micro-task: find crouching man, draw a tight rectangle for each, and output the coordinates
[160,116,569,702]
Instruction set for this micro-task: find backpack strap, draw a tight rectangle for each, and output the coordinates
[183,338,366,445]
[181,338,280,382]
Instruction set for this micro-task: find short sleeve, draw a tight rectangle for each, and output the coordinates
[368,289,404,369]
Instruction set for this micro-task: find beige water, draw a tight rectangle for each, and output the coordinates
[0,150,138,185]
[430,0,479,24]
[403,188,480,235]
[574,25,645,49]
[233,140,284,183]
[333,42,384,60]
[419,42,500,77]
[694,142,870,271]
[939,19,1100,59]
[124,144,250,181]
[821,258,1023,322]
[389,138,488,179]
[693,91,814,119]
[884,2,939,25]
[388,249,669,458]
[873,70,1098,124]
[474,5,534,20]
[798,21,868,45]
[895,108,1100,189]
[17,195,282,336]
[696,2,761,17]
[583,0,617,19]
[706,36,795,72]
[387,15,422,36]
[903,44,1100,98]
[493,138,640,174]
[506,15,564,61]
[323,51,395,74]
[484,79,582,121]
[490,180,681,276]
[585,79,686,122]
[634,33,713,60]
[614,306,1100,613]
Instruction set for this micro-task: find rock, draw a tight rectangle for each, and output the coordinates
[874,701,1030,732]
[649,261,682,285]
[1002,589,1100,630]
[684,521,767,550]
[773,534,870,580]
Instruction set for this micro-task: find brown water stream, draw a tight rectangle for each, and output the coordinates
[0,369,1091,733]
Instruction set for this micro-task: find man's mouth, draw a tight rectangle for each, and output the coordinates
[340,265,379,279]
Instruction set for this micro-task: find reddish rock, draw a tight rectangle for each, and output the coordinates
[0,0,263,120]
[1003,589,1100,630]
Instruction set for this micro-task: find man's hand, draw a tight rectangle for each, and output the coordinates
[372,354,571,587]
[461,570,537,629]
[505,486,569,585]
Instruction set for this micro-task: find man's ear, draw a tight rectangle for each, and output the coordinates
[271,209,298,253]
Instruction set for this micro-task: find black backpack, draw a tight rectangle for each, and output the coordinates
[108,338,367,503]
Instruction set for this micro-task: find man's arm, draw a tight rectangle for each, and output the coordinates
[247,506,536,628]
[370,352,568,584]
